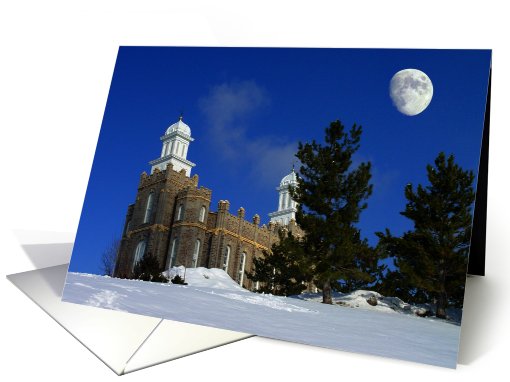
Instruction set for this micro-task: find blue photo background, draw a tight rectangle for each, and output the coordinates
[68,47,491,275]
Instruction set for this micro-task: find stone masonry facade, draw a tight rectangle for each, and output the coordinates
[114,162,303,290]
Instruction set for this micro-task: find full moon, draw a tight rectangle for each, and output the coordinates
[389,69,433,116]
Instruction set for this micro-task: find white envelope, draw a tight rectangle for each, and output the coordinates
[7,237,251,375]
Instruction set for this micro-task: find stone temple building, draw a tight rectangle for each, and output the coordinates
[114,117,302,290]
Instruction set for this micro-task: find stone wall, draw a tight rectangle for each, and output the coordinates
[114,164,303,291]
[115,163,197,277]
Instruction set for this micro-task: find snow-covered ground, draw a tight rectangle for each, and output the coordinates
[62,267,461,368]
[293,290,462,323]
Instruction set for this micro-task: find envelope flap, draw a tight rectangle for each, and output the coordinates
[7,265,161,375]
[124,320,252,374]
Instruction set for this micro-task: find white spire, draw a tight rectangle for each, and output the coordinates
[165,115,191,136]
[268,168,298,226]
[149,116,196,176]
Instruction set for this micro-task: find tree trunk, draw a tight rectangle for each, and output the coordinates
[436,259,448,319]
[436,290,448,319]
[322,279,333,304]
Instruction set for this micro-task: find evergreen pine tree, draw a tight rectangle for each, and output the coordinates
[247,229,311,296]
[171,274,187,285]
[374,268,429,304]
[291,120,373,304]
[338,238,386,292]
[133,252,169,283]
[377,152,475,318]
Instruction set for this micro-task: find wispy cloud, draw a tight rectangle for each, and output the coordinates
[199,81,297,187]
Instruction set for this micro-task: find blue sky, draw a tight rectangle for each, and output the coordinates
[68,47,490,274]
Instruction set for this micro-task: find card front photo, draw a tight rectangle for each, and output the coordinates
[62,47,491,368]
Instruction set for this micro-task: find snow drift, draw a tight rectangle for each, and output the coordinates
[62,267,462,368]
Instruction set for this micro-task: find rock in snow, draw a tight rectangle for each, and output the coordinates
[366,295,378,306]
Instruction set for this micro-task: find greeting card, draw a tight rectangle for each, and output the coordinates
[61,47,491,368]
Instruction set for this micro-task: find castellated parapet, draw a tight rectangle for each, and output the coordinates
[114,162,301,290]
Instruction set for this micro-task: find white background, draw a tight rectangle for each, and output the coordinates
[1,1,508,380]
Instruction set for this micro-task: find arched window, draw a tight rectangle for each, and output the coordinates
[176,141,181,155]
[143,192,154,223]
[199,206,206,223]
[132,240,147,271]
[237,252,246,285]
[124,220,131,236]
[168,238,178,268]
[222,245,231,273]
[176,204,183,221]
[192,239,201,268]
